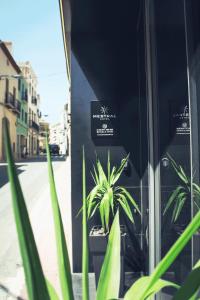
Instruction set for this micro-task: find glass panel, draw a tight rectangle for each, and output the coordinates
[149,0,192,297]
[185,0,200,266]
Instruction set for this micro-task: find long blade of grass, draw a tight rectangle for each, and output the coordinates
[46,139,74,300]
[173,260,200,300]
[82,146,89,300]
[96,211,121,300]
[4,121,51,300]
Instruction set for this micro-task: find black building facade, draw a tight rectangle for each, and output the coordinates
[60,0,200,298]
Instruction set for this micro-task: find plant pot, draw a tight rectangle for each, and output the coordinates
[89,225,127,297]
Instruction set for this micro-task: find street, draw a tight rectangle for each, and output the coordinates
[0,156,72,300]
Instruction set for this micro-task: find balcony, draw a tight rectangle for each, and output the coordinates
[29,120,39,132]
[5,92,15,108]
[12,99,21,115]
[22,90,28,102]
[32,96,37,105]
[5,92,21,114]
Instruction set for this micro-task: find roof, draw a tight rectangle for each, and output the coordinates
[0,40,21,74]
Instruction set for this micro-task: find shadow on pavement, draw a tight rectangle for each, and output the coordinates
[0,156,67,188]
[0,283,25,300]
[0,164,26,189]
[18,155,67,163]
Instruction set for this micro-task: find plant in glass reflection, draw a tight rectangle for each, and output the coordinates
[86,152,140,232]
[164,154,200,223]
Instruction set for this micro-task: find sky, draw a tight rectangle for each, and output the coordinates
[0,0,69,124]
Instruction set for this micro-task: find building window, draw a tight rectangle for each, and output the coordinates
[25,112,27,124]
[21,109,24,121]
[5,78,9,101]
[18,78,21,91]
[22,84,24,96]
[13,87,16,101]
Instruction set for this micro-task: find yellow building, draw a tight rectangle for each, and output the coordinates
[19,61,40,156]
[0,41,21,160]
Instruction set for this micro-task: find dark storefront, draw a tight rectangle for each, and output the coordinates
[60,0,200,298]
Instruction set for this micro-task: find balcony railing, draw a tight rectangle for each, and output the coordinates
[22,90,28,102]
[32,96,37,105]
[29,120,39,132]
[5,92,21,114]
[5,92,15,108]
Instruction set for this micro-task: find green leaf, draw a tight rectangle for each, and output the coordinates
[111,154,129,185]
[96,211,121,300]
[93,165,100,185]
[99,198,106,231]
[99,191,111,231]
[89,202,100,218]
[108,187,114,215]
[174,195,186,222]
[82,146,90,300]
[97,159,108,186]
[46,279,60,300]
[87,185,100,218]
[124,276,179,300]
[173,260,200,300]
[118,187,140,214]
[167,153,189,185]
[117,196,134,223]
[163,186,184,216]
[179,166,189,185]
[4,120,50,300]
[110,166,117,184]
[46,139,74,300]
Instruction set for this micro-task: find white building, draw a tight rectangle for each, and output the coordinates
[49,104,69,155]
[18,61,40,156]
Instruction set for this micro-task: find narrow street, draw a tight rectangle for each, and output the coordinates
[0,157,72,300]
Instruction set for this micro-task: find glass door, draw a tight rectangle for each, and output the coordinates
[184,0,200,267]
[145,0,193,298]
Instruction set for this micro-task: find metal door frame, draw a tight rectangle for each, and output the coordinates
[144,1,161,297]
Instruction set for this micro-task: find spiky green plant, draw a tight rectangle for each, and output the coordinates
[4,122,200,300]
[164,154,200,223]
[87,152,140,232]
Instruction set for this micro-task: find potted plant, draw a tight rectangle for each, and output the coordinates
[86,152,140,295]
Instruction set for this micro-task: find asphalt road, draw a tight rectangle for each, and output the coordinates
[0,156,72,300]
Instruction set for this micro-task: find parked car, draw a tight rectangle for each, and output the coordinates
[49,144,60,156]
